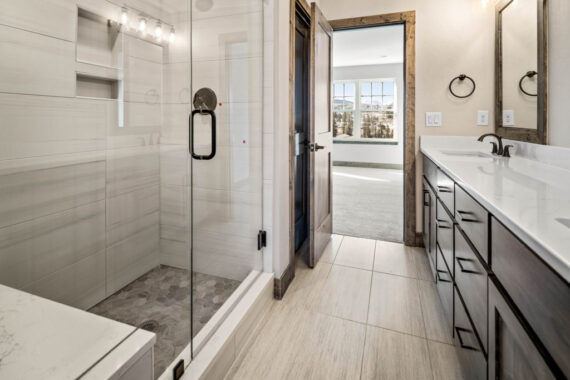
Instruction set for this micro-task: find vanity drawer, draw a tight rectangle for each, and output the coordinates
[455,225,488,353]
[436,168,454,212]
[423,155,438,189]
[492,218,570,377]
[454,287,487,380]
[436,199,454,275]
[436,245,453,331]
[455,184,489,263]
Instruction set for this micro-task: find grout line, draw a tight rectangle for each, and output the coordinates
[417,277,436,380]
[359,241,376,380]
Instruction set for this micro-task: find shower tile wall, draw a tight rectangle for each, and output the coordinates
[0,0,189,310]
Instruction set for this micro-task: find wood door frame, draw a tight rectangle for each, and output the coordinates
[280,8,417,299]
[328,12,417,246]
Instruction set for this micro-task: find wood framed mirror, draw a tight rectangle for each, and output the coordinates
[495,0,547,144]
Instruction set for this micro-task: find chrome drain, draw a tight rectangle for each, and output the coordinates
[139,320,159,332]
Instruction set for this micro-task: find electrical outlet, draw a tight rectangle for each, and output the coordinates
[477,110,489,126]
[503,110,515,126]
[426,112,442,127]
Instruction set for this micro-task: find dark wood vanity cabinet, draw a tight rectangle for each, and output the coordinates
[422,154,570,380]
[488,279,556,380]
[422,178,437,279]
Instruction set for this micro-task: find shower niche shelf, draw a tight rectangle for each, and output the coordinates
[76,7,122,69]
[76,74,119,99]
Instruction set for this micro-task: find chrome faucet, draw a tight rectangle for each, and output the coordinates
[477,133,504,156]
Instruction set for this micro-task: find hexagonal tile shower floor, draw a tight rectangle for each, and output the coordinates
[89,265,240,378]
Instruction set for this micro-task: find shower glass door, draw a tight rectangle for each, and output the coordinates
[190,0,264,355]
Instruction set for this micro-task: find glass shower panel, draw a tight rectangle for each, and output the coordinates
[190,0,264,353]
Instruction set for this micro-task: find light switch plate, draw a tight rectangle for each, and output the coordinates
[426,112,442,127]
[477,110,489,126]
[503,110,515,126]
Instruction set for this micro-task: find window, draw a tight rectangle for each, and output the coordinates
[333,82,355,138]
[333,79,397,141]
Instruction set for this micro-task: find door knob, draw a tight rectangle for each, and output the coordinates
[310,143,326,152]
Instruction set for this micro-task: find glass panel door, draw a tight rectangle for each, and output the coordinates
[190,0,264,354]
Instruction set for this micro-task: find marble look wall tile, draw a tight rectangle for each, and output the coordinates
[159,238,190,269]
[123,34,164,64]
[162,103,190,140]
[0,200,105,289]
[24,249,106,310]
[0,0,77,42]
[107,185,159,227]
[106,224,160,295]
[124,57,162,103]
[163,21,190,64]
[0,25,75,97]
[0,94,108,160]
[106,146,159,197]
[192,58,262,103]
[160,184,189,228]
[160,145,189,186]
[0,160,105,228]
[191,12,262,62]
[163,62,191,104]
[124,102,161,130]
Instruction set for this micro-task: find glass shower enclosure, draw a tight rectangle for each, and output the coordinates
[0,0,263,377]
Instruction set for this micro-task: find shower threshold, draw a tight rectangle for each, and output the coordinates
[88,265,240,379]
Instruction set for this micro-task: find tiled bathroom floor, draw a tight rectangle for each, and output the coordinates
[89,265,240,378]
[227,235,464,379]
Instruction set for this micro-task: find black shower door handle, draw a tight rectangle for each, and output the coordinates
[190,109,216,160]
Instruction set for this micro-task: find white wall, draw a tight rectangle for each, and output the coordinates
[548,0,570,147]
[333,63,404,166]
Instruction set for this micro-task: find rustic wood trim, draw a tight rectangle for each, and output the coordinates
[330,12,417,247]
[415,232,425,248]
[494,0,547,144]
[273,263,295,300]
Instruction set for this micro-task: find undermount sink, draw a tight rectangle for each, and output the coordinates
[440,150,491,158]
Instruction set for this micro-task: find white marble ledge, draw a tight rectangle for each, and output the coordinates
[0,284,154,380]
[420,136,570,282]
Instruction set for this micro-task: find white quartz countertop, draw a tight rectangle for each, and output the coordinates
[0,284,155,379]
[421,136,570,282]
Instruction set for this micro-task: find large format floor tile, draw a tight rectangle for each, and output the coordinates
[428,340,465,379]
[361,326,432,380]
[334,236,375,270]
[230,304,366,380]
[373,240,417,278]
[314,265,372,324]
[228,235,462,380]
[418,279,454,344]
[320,234,344,263]
[368,272,425,338]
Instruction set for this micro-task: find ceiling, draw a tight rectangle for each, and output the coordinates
[333,25,404,67]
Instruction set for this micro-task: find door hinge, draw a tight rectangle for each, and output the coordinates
[257,230,267,250]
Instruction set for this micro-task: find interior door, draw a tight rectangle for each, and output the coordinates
[308,3,333,267]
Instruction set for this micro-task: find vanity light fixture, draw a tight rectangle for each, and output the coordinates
[155,21,163,41]
[169,27,176,43]
[120,8,128,25]
[139,16,147,34]
[482,0,489,8]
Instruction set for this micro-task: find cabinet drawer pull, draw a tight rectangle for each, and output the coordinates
[455,326,479,351]
[437,270,452,283]
[423,190,429,206]
[456,210,479,223]
[456,257,482,275]
[436,219,451,229]
[437,185,452,193]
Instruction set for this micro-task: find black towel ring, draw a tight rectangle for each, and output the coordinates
[518,71,538,97]
[449,74,476,98]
